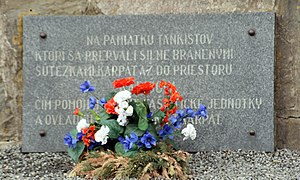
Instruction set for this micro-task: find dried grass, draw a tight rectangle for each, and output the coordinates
[69,148,189,179]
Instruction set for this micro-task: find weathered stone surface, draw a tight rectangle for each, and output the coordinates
[23,13,274,152]
[276,118,300,149]
[275,0,300,150]
[97,0,276,15]
[0,7,20,143]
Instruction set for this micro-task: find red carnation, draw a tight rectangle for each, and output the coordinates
[132,82,156,95]
[73,107,83,116]
[159,80,166,88]
[170,91,183,103]
[82,125,96,147]
[160,106,166,112]
[74,108,79,115]
[104,98,118,114]
[112,77,135,89]
[167,83,176,93]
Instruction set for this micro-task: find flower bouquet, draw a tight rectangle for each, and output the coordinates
[65,77,207,179]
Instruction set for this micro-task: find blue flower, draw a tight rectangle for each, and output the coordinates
[176,110,185,118]
[196,104,207,118]
[170,116,178,125]
[147,112,153,118]
[99,97,107,107]
[170,115,183,129]
[118,132,138,152]
[159,124,173,139]
[88,140,101,150]
[89,96,96,109]
[129,132,138,142]
[140,131,156,149]
[186,108,195,118]
[77,132,83,141]
[137,141,144,148]
[80,80,95,93]
[64,133,77,148]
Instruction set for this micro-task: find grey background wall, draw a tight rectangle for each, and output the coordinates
[0,0,299,150]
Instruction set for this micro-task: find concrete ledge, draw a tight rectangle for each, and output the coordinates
[0,141,21,149]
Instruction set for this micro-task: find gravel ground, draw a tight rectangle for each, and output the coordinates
[1,145,300,179]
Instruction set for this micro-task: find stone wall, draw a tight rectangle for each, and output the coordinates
[275,0,300,149]
[0,0,299,150]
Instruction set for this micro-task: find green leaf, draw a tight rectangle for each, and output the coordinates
[115,142,124,155]
[124,124,145,137]
[147,123,159,140]
[151,110,165,124]
[131,144,138,151]
[142,100,150,114]
[99,109,111,122]
[124,150,138,157]
[90,110,100,121]
[70,128,78,138]
[101,119,124,138]
[115,142,138,158]
[105,91,117,100]
[134,101,148,131]
[68,141,85,163]
[169,103,176,110]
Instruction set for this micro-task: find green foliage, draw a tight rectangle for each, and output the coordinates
[99,109,111,121]
[132,100,148,131]
[167,138,179,150]
[68,141,85,163]
[142,100,150,114]
[152,110,165,122]
[68,129,85,163]
[147,123,159,140]
[66,79,197,179]
[114,142,124,155]
[101,119,124,138]
[90,110,100,121]
[155,142,174,153]
[115,142,138,157]
[70,128,78,138]
[105,91,116,100]
[124,124,145,136]
[169,103,176,110]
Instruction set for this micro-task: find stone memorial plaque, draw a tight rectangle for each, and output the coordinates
[23,12,275,152]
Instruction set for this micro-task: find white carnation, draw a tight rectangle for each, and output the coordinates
[125,105,133,116]
[118,101,129,109]
[115,106,125,114]
[95,125,110,145]
[117,113,128,126]
[113,90,131,104]
[76,119,90,132]
[181,124,197,140]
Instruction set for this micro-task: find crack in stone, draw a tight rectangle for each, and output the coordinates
[277,116,300,119]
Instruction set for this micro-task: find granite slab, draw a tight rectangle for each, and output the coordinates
[22,12,275,152]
